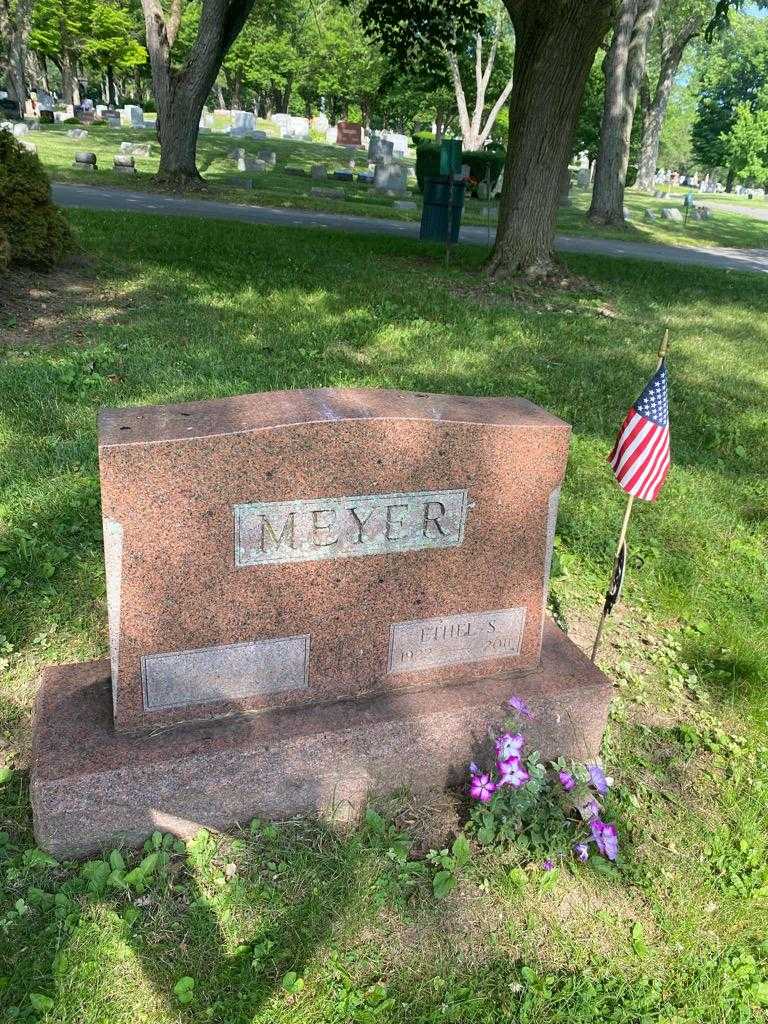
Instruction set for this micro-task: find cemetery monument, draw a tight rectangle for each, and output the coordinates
[32,388,612,857]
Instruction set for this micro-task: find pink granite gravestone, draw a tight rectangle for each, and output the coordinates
[31,388,612,857]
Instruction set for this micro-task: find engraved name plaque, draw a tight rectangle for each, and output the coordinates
[388,607,526,674]
[234,488,468,566]
[142,635,310,711]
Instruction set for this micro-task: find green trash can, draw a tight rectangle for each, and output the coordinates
[419,175,466,243]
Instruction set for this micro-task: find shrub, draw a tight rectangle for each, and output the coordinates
[415,142,441,192]
[462,149,506,191]
[0,131,72,269]
[415,141,506,193]
[412,129,434,148]
[63,116,80,124]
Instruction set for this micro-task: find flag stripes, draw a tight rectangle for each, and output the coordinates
[608,361,670,502]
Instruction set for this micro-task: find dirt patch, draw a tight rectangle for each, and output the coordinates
[0,256,100,348]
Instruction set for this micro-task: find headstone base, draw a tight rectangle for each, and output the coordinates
[31,619,611,858]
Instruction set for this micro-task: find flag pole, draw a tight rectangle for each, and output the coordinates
[591,329,669,663]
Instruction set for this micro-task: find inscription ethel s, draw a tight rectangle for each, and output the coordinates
[234,489,468,566]
[389,608,526,673]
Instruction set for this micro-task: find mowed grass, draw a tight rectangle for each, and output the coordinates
[29,122,768,249]
[1,212,767,1023]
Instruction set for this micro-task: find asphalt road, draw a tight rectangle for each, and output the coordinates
[53,183,768,275]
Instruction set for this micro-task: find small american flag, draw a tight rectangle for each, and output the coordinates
[609,361,670,501]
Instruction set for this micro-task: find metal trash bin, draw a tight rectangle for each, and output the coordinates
[419,175,466,243]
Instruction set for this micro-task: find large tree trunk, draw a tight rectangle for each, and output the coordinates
[60,54,82,105]
[0,0,30,108]
[487,1,612,279]
[589,0,661,225]
[106,64,116,107]
[635,16,702,191]
[142,0,258,188]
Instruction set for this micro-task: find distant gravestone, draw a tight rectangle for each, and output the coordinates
[311,186,344,200]
[643,209,657,221]
[381,130,409,157]
[356,171,374,185]
[30,387,612,858]
[258,150,277,166]
[285,165,306,176]
[336,121,362,146]
[661,207,683,222]
[374,163,407,193]
[231,110,256,136]
[123,105,145,128]
[311,163,328,179]
[113,153,136,175]
[333,169,354,182]
[577,167,591,189]
[368,135,394,163]
[73,151,97,171]
[66,128,88,140]
[393,200,417,210]
[252,130,267,140]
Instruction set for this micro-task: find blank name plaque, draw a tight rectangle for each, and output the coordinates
[141,635,310,711]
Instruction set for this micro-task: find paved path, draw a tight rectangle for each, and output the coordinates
[53,183,768,275]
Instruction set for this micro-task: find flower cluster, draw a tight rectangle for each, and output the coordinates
[468,695,619,864]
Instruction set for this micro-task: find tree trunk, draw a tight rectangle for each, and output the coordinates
[635,16,702,191]
[589,0,661,225]
[447,19,514,152]
[725,167,735,192]
[107,64,116,107]
[487,1,612,279]
[61,58,75,105]
[142,0,258,188]
[0,0,29,107]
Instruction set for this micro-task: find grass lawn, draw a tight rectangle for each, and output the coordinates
[1,211,767,1023]
[29,123,768,250]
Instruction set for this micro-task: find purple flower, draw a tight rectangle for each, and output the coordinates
[495,732,524,761]
[573,843,589,863]
[470,773,496,803]
[542,859,554,871]
[558,770,576,792]
[587,764,609,795]
[590,820,618,861]
[583,797,601,819]
[497,756,530,788]
[507,696,534,720]
[468,762,479,775]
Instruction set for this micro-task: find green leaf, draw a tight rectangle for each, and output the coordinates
[0,766,13,784]
[109,850,126,872]
[364,808,385,833]
[432,869,457,899]
[30,992,54,1013]
[281,971,305,994]
[451,833,471,868]
[631,921,649,958]
[22,848,58,869]
[81,859,110,894]
[173,976,195,1004]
